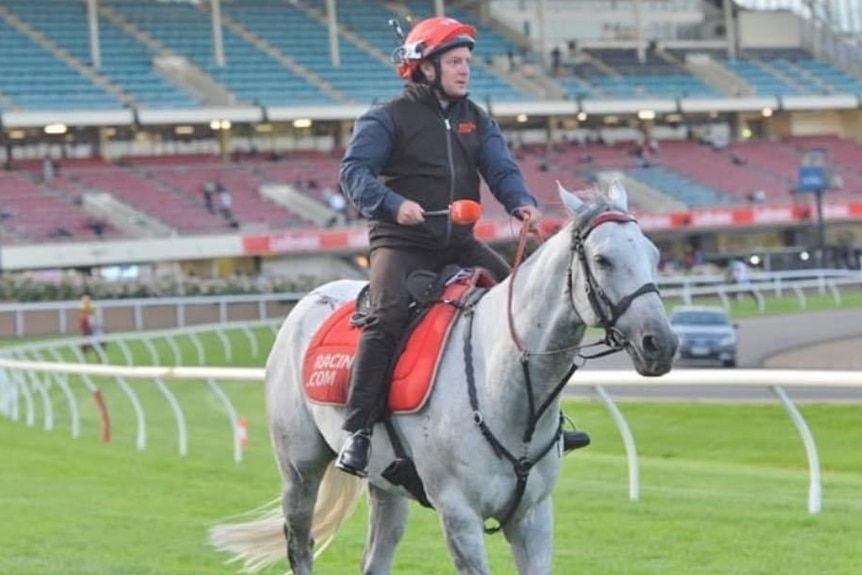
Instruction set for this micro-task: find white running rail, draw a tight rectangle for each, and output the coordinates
[1,349,860,514]
[0,321,279,461]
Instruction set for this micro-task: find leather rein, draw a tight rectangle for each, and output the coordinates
[462,204,660,534]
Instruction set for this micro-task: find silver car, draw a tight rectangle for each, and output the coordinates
[670,305,738,368]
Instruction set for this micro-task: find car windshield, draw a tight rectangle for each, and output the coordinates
[671,310,730,326]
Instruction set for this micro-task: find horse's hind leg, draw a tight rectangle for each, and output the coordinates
[271,415,332,575]
[362,484,409,575]
[279,456,328,575]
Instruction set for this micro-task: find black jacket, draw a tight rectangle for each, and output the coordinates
[340,84,536,250]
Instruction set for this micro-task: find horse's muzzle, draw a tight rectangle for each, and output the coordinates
[628,327,679,376]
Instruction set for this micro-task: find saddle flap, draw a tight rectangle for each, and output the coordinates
[406,264,465,306]
[406,270,439,305]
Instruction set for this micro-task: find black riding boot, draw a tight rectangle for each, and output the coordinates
[336,429,373,478]
[562,429,591,453]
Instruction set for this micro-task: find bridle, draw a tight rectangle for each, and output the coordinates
[506,202,660,358]
[567,203,661,354]
[463,201,661,534]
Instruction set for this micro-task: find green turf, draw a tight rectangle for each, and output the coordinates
[2,313,862,574]
[2,400,861,575]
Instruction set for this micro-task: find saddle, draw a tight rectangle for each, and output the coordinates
[302,265,495,412]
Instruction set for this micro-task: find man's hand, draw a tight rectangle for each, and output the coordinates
[514,205,542,231]
[396,200,425,226]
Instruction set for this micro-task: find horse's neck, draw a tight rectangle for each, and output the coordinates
[476,229,585,411]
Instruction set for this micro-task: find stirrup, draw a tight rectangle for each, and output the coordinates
[562,430,591,453]
[561,411,590,454]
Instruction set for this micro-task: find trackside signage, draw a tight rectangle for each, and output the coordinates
[240,200,862,256]
[242,229,369,254]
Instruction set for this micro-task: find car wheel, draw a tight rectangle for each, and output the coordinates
[721,358,737,368]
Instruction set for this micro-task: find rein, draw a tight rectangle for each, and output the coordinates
[505,218,538,355]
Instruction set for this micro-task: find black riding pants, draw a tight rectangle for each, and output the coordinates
[342,239,511,432]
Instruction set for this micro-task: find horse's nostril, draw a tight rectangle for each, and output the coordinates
[642,334,659,354]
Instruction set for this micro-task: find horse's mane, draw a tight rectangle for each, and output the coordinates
[561,188,627,237]
[575,186,625,212]
[576,186,604,204]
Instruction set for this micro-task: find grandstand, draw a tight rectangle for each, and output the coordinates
[0,0,861,278]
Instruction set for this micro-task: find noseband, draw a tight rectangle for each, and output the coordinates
[569,204,660,351]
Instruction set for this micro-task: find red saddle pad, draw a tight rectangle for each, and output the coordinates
[302,271,493,413]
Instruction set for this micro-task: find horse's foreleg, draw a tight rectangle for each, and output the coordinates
[362,484,409,575]
[502,497,554,575]
[437,501,492,575]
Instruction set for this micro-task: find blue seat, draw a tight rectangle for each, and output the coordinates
[628,166,733,208]
[0,17,122,110]
[2,0,198,109]
[108,0,334,107]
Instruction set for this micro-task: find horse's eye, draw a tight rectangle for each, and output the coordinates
[594,254,612,269]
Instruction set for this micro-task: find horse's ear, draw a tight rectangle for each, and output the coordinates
[607,179,629,211]
[557,181,584,215]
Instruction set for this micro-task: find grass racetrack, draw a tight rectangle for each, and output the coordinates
[2,298,862,574]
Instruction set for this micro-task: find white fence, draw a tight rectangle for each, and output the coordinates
[661,268,862,312]
[2,268,861,337]
[0,321,279,462]
[2,324,860,515]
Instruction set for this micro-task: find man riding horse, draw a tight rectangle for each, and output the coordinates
[336,16,590,478]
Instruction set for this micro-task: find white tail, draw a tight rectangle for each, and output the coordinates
[208,462,364,573]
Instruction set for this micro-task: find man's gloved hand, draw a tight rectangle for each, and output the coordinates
[514,205,542,231]
[396,200,425,226]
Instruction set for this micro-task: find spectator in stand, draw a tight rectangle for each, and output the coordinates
[49,226,73,238]
[202,182,216,214]
[550,46,562,76]
[748,190,766,203]
[519,47,537,76]
[506,46,516,72]
[323,186,348,227]
[87,217,108,238]
[216,182,233,223]
[42,155,56,183]
[731,151,747,166]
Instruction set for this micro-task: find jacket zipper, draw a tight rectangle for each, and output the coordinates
[443,116,455,246]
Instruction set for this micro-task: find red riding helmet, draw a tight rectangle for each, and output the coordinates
[394,16,477,80]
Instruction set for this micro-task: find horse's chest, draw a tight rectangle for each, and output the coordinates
[427,440,560,512]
